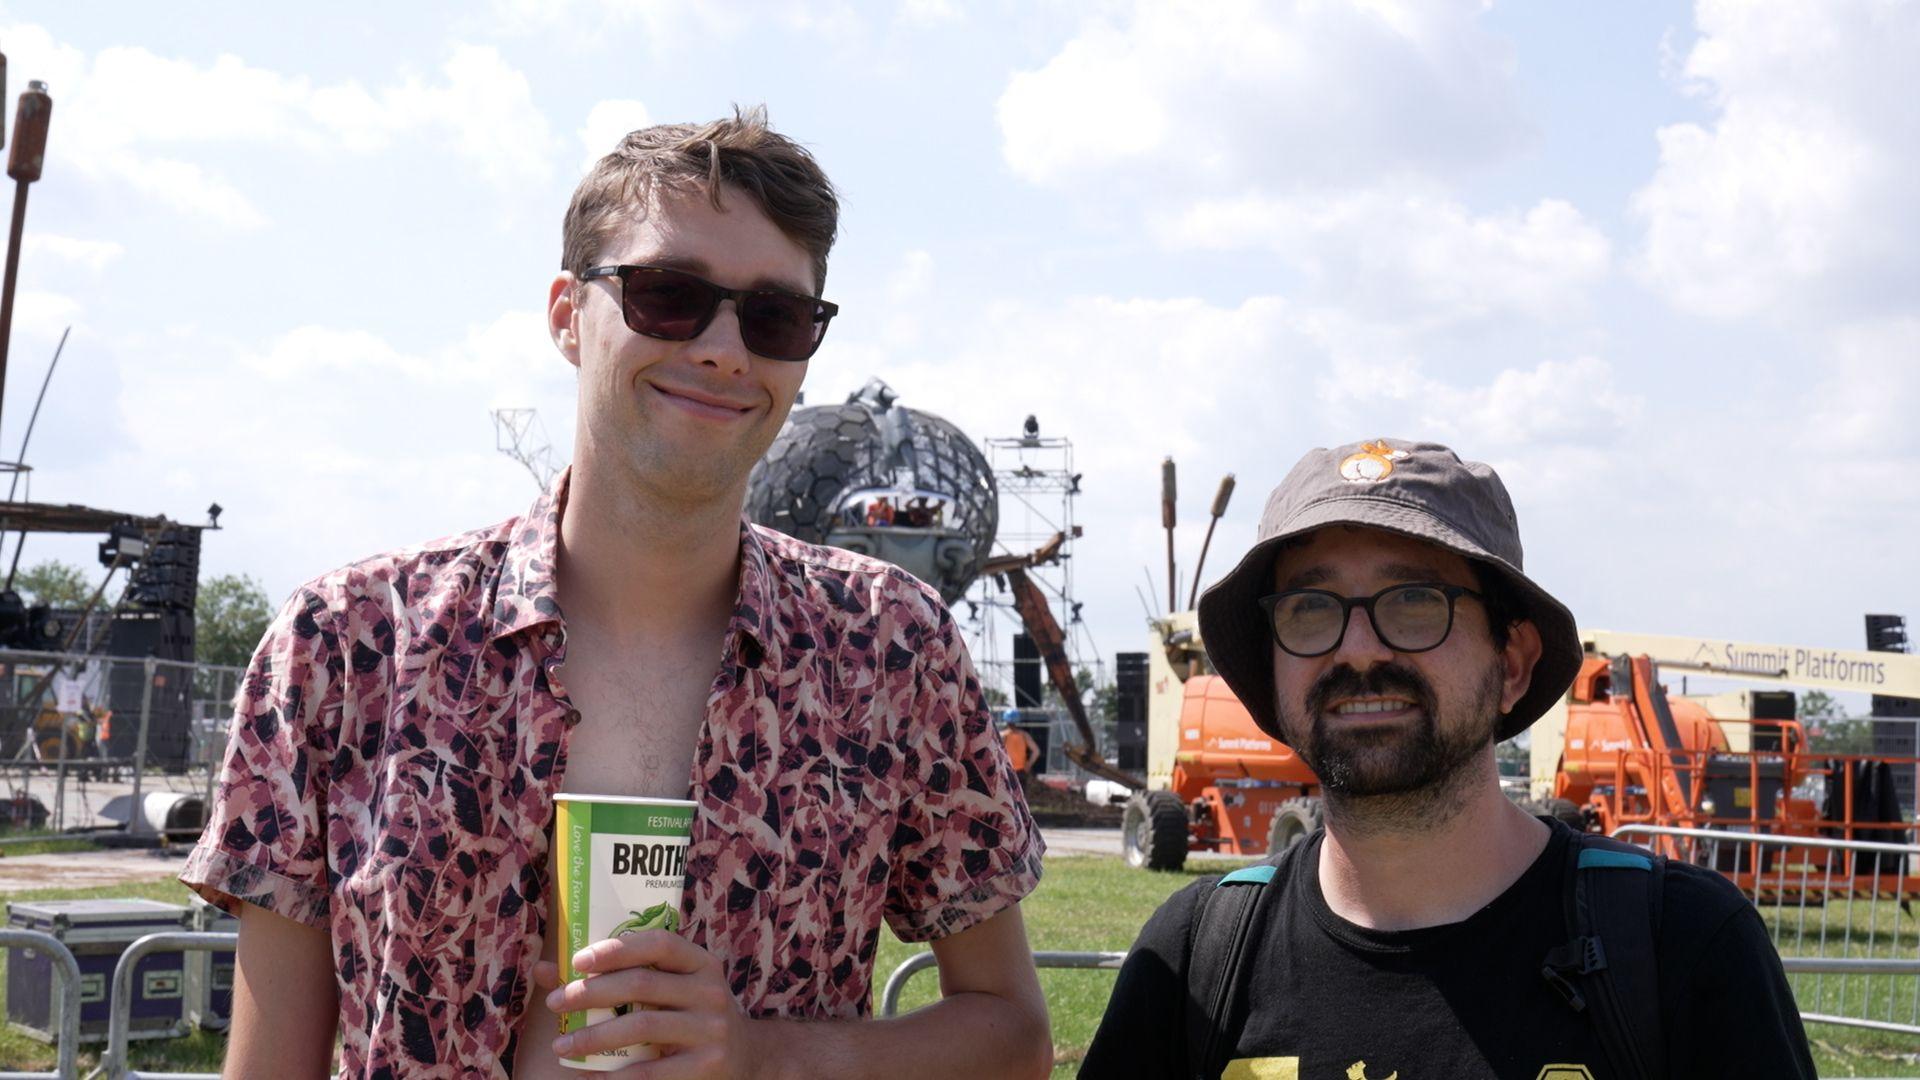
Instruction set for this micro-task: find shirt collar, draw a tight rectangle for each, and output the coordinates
[728,521,778,668]
[490,466,778,670]
[490,467,568,642]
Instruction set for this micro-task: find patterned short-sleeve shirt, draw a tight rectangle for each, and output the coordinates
[181,470,1044,1077]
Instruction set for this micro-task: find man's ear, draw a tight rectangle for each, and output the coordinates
[548,273,581,368]
[1499,619,1544,715]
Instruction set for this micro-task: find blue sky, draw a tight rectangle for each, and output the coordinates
[4,1,1915,705]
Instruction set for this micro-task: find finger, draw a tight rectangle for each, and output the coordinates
[531,961,561,991]
[546,966,720,1015]
[548,966,681,1014]
[554,1007,730,1059]
[573,929,711,976]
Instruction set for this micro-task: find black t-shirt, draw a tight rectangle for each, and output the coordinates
[1081,821,1815,1079]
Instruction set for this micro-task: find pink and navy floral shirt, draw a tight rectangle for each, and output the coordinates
[182,471,1043,1077]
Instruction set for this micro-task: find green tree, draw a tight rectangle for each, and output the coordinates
[13,560,93,607]
[1800,690,1874,753]
[1797,690,1842,723]
[195,574,273,669]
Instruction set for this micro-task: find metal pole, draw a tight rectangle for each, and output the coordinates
[50,714,66,832]
[0,928,82,1080]
[0,80,52,434]
[128,656,155,835]
[2,324,71,583]
[1187,473,1235,610]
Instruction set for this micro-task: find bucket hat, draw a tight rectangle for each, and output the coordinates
[1196,438,1580,743]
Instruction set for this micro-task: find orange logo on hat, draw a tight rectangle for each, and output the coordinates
[1338,440,1407,483]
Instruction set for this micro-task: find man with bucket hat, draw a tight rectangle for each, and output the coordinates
[1083,439,1813,1079]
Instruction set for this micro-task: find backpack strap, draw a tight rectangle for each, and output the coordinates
[1183,862,1277,1080]
[1542,831,1667,1080]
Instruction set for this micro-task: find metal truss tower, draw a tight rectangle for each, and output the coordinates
[492,408,564,490]
[963,420,1103,710]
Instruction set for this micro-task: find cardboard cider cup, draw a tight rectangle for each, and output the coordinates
[552,793,696,1071]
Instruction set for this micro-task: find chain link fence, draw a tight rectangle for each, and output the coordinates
[0,648,242,841]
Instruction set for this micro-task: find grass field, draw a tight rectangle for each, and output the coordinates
[2,856,1916,1077]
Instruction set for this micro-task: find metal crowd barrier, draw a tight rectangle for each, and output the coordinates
[0,929,82,1080]
[1613,823,1920,1036]
[97,931,234,1080]
[879,949,1127,1017]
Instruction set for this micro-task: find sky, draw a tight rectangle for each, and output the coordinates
[2,1,1915,707]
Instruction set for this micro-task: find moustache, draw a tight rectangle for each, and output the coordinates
[1305,663,1438,721]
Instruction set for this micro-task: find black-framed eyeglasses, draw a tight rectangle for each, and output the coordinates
[1256,582,1484,658]
[581,264,839,362]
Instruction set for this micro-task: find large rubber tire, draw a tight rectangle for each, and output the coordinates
[1122,790,1190,872]
[1266,795,1324,857]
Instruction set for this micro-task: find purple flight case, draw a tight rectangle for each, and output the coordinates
[5,898,193,1043]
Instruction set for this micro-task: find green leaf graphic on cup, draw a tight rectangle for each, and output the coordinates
[607,903,680,1017]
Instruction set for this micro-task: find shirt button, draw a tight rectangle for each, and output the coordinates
[564,708,582,727]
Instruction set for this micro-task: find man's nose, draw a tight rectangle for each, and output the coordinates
[690,300,753,376]
[1329,603,1395,667]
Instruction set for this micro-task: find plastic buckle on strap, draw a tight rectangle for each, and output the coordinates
[1546,935,1608,976]
[1542,936,1608,1014]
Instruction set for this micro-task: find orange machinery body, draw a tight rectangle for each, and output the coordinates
[1171,675,1319,855]
[1556,657,1733,828]
[1553,655,1917,899]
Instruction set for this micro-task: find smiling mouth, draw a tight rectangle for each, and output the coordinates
[1330,697,1419,717]
[649,383,755,417]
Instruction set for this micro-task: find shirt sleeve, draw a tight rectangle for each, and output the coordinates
[1079,879,1202,1078]
[883,600,1045,942]
[1663,884,1818,1078]
[179,586,345,928]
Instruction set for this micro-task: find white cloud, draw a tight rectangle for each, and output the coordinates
[70,311,577,596]
[1632,0,1920,319]
[0,25,556,225]
[13,290,85,342]
[24,235,126,274]
[1164,189,1610,324]
[1799,317,1920,456]
[1369,355,1640,447]
[897,0,961,27]
[578,99,653,173]
[480,0,746,46]
[998,0,1527,192]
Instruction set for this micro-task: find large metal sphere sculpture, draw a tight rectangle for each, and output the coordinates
[745,379,998,604]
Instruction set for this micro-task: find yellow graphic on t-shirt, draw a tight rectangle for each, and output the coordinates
[1535,1067,1595,1080]
[1347,1062,1397,1080]
[1221,1058,1299,1080]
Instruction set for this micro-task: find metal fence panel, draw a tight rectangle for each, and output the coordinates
[0,648,242,840]
[0,928,83,1080]
[101,932,235,1080]
[1614,823,1920,1036]
[879,950,1127,1018]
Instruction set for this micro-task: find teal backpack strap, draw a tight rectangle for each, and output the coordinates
[1183,863,1278,1080]
[1542,831,1668,1080]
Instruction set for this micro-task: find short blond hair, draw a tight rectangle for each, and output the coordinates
[562,105,839,292]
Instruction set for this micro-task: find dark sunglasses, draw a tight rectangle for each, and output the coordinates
[580,264,837,363]
[1256,582,1484,657]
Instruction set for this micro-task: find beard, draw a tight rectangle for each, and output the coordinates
[1278,659,1505,800]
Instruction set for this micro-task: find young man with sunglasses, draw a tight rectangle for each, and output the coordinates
[184,110,1051,1079]
[1081,439,1813,1079]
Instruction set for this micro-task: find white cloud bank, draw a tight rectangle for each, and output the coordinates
[0,24,556,227]
[998,0,1528,192]
[1633,0,1920,320]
